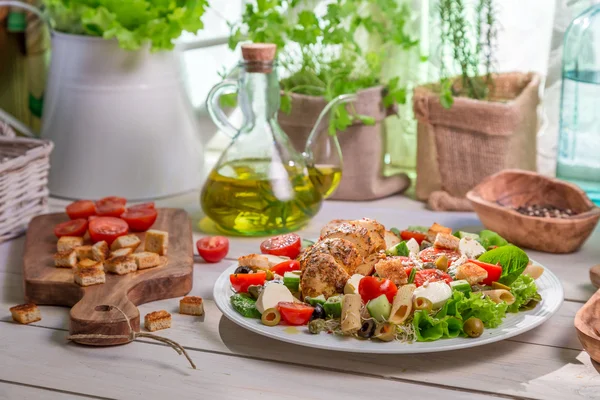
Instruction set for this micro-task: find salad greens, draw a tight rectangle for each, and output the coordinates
[413,311,463,341]
[477,230,508,250]
[508,275,541,313]
[406,225,429,233]
[231,293,262,319]
[478,245,529,285]
[45,0,208,51]
[437,290,508,329]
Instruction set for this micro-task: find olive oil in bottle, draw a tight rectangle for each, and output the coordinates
[307,164,342,199]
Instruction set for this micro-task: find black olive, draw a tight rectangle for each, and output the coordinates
[310,304,326,321]
[357,320,376,339]
[234,266,253,274]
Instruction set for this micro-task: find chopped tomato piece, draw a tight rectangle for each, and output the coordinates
[400,230,427,244]
[197,236,229,263]
[468,259,503,285]
[277,302,314,325]
[230,271,266,293]
[358,276,398,303]
[95,197,126,217]
[419,247,461,264]
[128,202,155,211]
[65,200,96,220]
[88,217,128,244]
[260,233,302,259]
[54,219,88,238]
[413,269,453,287]
[120,208,157,232]
[97,196,126,206]
[271,260,300,276]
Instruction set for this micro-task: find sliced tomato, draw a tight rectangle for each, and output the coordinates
[419,247,461,264]
[413,269,453,287]
[277,302,314,325]
[271,260,300,276]
[468,259,502,285]
[128,202,155,211]
[65,200,96,220]
[97,196,126,206]
[88,216,128,244]
[95,197,126,217]
[400,230,427,244]
[260,233,302,259]
[230,271,266,293]
[120,208,158,232]
[358,276,398,303]
[197,236,229,263]
[54,219,88,238]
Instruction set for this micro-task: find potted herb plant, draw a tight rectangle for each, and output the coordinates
[413,0,540,211]
[228,0,419,200]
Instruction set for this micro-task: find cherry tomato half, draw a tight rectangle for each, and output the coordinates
[197,236,229,263]
[413,269,453,287]
[419,247,461,264]
[358,276,398,303]
[65,200,96,220]
[260,233,302,259]
[95,196,126,217]
[467,259,502,285]
[271,260,301,276]
[128,202,155,211]
[120,208,158,232]
[97,196,126,206]
[54,219,88,238]
[400,230,427,244]
[277,302,314,325]
[230,271,266,293]
[88,216,128,244]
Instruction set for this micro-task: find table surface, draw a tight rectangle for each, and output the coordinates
[1,192,599,400]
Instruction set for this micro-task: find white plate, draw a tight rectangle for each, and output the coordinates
[213,261,563,354]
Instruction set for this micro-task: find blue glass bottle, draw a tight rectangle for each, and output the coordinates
[557,5,600,204]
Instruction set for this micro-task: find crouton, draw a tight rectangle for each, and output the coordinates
[54,250,77,268]
[92,241,109,261]
[110,247,133,258]
[110,234,141,252]
[179,296,204,316]
[10,303,41,324]
[57,236,84,253]
[374,257,409,286]
[77,258,103,271]
[427,222,452,243]
[455,262,488,285]
[75,245,94,261]
[144,230,168,256]
[74,269,106,287]
[433,233,460,251]
[131,252,161,270]
[105,256,137,275]
[144,310,171,332]
[238,253,289,270]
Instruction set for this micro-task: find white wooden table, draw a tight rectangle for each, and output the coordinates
[1,193,599,400]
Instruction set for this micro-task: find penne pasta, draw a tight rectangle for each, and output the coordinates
[341,294,362,334]
[523,263,544,280]
[389,284,416,324]
[482,289,516,305]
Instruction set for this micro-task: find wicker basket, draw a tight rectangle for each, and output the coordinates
[0,122,53,242]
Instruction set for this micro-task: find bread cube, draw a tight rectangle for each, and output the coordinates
[426,222,452,243]
[144,310,171,332]
[455,262,488,285]
[131,252,161,270]
[433,233,460,251]
[179,296,204,316]
[10,303,41,324]
[75,245,94,261]
[57,236,84,253]
[110,234,141,252]
[74,269,106,287]
[54,250,77,268]
[144,229,168,256]
[105,256,137,275]
[92,241,109,261]
[110,247,133,258]
[77,258,103,271]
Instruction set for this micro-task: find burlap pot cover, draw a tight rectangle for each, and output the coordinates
[279,86,410,201]
[413,72,540,211]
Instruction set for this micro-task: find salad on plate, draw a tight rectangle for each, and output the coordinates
[228,219,544,343]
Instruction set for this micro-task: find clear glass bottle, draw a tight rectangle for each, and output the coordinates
[556,4,600,204]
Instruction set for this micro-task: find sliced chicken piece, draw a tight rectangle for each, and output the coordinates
[321,220,386,257]
[238,254,290,270]
[384,230,401,249]
[374,257,409,286]
[300,253,350,299]
[299,238,362,275]
[355,253,385,276]
[319,219,348,238]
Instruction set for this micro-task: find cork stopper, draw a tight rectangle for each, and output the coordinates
[241,43,276,73]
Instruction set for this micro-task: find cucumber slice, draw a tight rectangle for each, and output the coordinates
[283,271,300,292]
[386,241,410,256]
[324,295,343,318]
[305,294,326,307]
[450,279,472,293]
[456,231,480,239]
[367,294,391,322]
[407,225,429,233]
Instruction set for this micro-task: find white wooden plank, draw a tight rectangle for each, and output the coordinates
[0,323,502,400]
[0,381,89,400]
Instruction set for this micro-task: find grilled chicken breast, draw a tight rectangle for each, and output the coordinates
[374,257,409,286]
[300,253,350,299]
[320,219,386,258]
[299,238,362,275]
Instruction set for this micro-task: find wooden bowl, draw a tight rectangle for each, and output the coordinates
[575,289,600,364]
[466,169,600,253]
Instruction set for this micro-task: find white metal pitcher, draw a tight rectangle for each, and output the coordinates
[0,2,215,200]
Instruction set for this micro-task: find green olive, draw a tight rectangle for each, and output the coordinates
[413,297,433,312]
[435,255,449,271]
[247,285,263,300]
[261,308,281,326]
[491,281,511,291]
[374,322,396,342]
[463,317,484,338]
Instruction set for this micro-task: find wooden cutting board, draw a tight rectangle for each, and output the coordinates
[22,208,193,346]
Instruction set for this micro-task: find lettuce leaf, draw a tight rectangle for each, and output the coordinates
[413,311,465,341]
[477,230,508,250]
[508,274,541,313]
[437,290,508,328]
[45,0,208,51]
[478,244,529,285]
